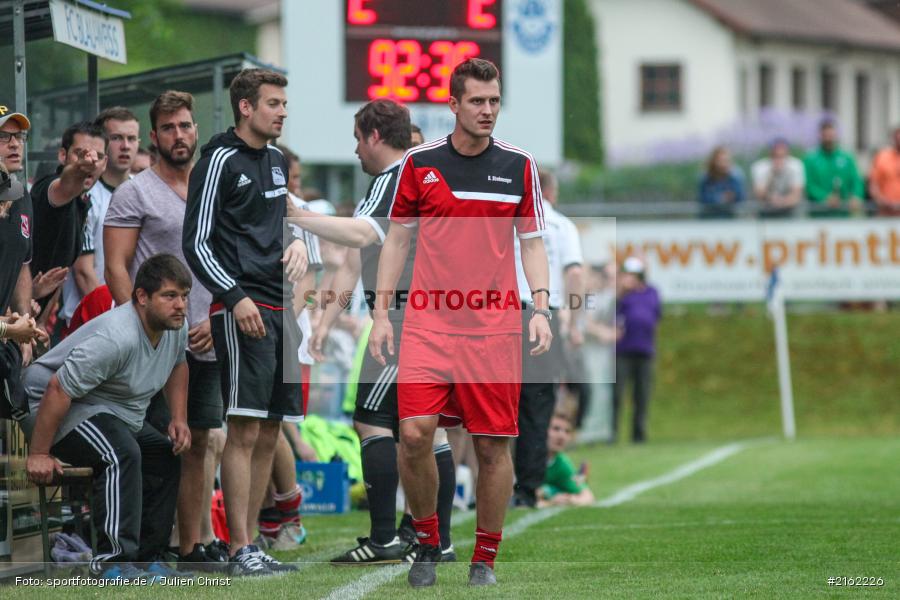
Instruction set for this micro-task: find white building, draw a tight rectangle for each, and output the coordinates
[589,0,900,165]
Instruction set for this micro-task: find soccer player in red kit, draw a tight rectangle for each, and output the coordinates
[369,58,552,588]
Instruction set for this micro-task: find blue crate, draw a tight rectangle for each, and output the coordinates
[296,461,350,514]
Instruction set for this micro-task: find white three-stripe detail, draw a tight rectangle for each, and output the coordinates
[76,421,122,571]
[364,365,397,411]
[195,147,238,290]
[367,365,398,411]
[224,312,240,412]
[494,140,545,230]
[356,173,392,217]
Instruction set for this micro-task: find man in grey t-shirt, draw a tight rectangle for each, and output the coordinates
[103,91,226,569]
[24,254,191,577]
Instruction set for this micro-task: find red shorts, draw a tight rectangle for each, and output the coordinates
[397,328,522,436]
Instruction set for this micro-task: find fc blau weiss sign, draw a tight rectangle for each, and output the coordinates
[49,0,127,64]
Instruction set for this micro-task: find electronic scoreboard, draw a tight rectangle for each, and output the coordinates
[344,0,502,103]
[283,0,561,165]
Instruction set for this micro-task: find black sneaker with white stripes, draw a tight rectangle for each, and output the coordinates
[228,544,272,577]
[330,537,412,565]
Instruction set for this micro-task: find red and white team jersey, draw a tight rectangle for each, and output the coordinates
[389,135,545,335]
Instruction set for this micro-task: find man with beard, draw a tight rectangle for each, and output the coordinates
[60,107,140,329]
[287,100,458,565]
[23,254,191,581]
[103,91,226,570]
[182,68,308,576]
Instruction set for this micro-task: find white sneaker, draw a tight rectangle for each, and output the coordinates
[271,523,307,550]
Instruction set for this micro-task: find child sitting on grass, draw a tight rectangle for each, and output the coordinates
[537,413,596,507]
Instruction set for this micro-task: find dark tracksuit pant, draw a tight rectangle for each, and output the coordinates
[50,411,180,573]
[514,306,561,502]
[612,352,654,442]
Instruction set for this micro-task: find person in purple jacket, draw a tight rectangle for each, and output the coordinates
[612,257,661,443]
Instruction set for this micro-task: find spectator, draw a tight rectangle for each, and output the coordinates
[581,263,618,438]
[868,125,900,217]
[132,147,152,174]
[22,254,191,581]
[60,107,140,329]
[536,412,594,508]
[612,257,661,444]
[751,138,804,218]
[803,119,864,217]
[255,143,324,552]
[698,146,744,218]
[410,123,425,146]
[512,168,584,508]
[103,91,227,570]
[0,105,68,316]
[0,162,44,420]
[30,121,107,316]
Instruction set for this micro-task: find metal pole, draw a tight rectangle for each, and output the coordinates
[213,63,224,134]
[772,289,797,440]
[87,55,99,117]
[13,0,27,174]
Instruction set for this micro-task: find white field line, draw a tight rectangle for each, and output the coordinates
[594,441,747,508]
[319,441,749,600]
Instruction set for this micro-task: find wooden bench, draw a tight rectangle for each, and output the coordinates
[38,466,96,574]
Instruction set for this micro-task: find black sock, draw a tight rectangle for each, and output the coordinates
[361,435,399,545]
[434,442,455,550]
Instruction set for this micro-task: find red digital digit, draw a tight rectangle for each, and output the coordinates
[453,41,481,66]
[467,0,497,29]
[368,39,396,99]
[427,40,483,102]
[348,0,376,25]
[393,40,422,101]
[427,41,455,102]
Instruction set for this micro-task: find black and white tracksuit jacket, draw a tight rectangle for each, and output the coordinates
[183,128,301,309]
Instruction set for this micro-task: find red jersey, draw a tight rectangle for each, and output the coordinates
[62,284,115,338]
[389,136,545,335]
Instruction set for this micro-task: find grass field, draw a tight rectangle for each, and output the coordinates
[5,435,898,598]
[652,309,900,439]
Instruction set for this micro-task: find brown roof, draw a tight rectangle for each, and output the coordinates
[688,0,900,51]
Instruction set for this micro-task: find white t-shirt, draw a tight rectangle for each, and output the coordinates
[751,156,805,198]
[289,193,323,365]
[60,178,116,321]
[515,200,584,307]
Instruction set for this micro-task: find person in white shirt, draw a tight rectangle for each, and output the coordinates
[751,137,804,218]
[512,168,584,507]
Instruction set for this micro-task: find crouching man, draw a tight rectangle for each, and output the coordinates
[23,254,191,580]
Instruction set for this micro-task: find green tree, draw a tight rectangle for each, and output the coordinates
[563,0,603,164]
[101,0,256,77]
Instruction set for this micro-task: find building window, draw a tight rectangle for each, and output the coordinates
[759,63,774,108]
[821,66,838,112]
[640,64,682,112]
[855,72,869,151]
[791,67,806,110]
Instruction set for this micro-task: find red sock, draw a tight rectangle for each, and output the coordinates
[472,528,502,568]
[274,484,302,526]
[257,507,281,538]
[412,513,440,548]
